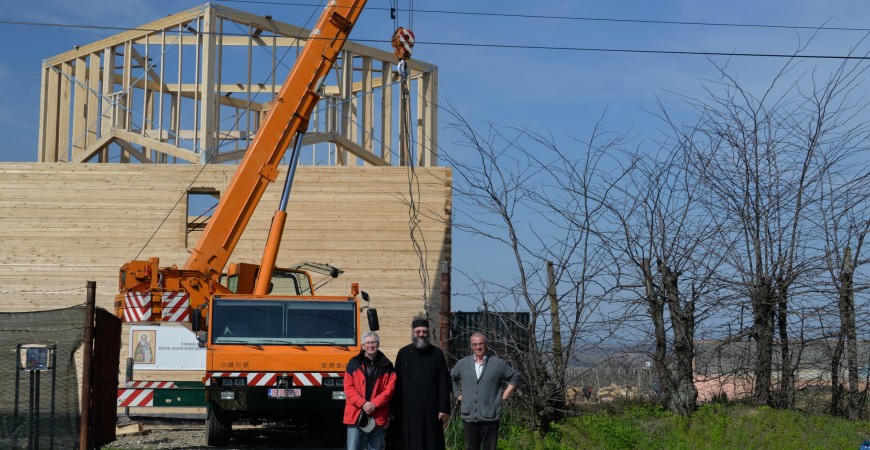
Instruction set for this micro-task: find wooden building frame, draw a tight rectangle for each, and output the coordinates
[38,2,439,167]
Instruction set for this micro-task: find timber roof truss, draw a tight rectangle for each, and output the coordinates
[38,2,438,167]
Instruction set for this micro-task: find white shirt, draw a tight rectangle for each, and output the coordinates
[474,355,486,379]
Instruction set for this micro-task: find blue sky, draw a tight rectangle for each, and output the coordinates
[2,1,870,311]
[1,1,869,163]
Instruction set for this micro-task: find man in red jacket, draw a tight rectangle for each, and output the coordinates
[344,331,396,450]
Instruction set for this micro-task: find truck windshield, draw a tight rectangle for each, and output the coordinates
[211,299,356,346]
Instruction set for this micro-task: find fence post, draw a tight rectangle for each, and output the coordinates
[547,261,563,373]
[79,281,96,450]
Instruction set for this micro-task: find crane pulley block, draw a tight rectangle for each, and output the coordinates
[391,27,415,60]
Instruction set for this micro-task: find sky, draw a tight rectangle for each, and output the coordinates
[2,0,870,162]
[2,0,870,310]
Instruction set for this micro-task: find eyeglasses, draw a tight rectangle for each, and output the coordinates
[363,341,379,346]
[471,343,486,348]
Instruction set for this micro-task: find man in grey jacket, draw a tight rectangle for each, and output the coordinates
[450,332,520,450]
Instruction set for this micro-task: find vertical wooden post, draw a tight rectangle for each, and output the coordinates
[201,5,218,163]
[440,259,451,348]
[547,261,563,370]
[381,61,392,163]
[79,281,96,450]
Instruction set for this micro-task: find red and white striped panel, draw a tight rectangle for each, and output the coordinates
[124,381,177,389]
[292,372,342,387]
[123,291,152,322]
[161,291,190,322]
[248,372,278,386]
[205,372,343,387]
[117,388,154,407]
[396,28,415,55]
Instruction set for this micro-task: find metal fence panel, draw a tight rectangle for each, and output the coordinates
[0,306,86,449]
[447,312,530,365]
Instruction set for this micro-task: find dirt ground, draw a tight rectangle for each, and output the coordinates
[109,420,343,450]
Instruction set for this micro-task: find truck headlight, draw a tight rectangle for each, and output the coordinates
[332,391,346,400]
[323,377,343,387]
[220,391,235,400]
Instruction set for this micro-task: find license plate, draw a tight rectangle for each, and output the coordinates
[268,388,301,399]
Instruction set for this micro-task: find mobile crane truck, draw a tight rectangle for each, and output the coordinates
[114,0,377,445]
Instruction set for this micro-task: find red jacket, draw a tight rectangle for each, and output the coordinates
[343,350,396,426]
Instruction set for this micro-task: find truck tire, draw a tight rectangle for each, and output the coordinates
[206,409,231,446]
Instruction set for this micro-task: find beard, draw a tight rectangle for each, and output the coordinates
[412,336,430,350]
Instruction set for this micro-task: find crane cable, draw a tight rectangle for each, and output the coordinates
[391,1,432,327]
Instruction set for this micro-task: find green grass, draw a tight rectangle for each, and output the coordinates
[447,404,870,450]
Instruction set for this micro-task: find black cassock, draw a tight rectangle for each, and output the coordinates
[391,343,451,450]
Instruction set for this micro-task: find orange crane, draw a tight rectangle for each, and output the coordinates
[114,0,378,444]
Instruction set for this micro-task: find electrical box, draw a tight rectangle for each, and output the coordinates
[19,345,52,371]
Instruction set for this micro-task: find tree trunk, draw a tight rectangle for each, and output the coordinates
[839,248,859,419]
[659,260,698,415]
[752,276,774,404]
[643,258,673,407]
[830,333,845,416]
[547,261,565,382]
[775,278,794,408]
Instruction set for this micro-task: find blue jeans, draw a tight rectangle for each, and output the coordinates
[346,424,384,450]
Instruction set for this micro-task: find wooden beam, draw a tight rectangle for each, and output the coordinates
[44,6,208,65]
[362,56,373,156]
[112,128,199,163]
[86,52,101,151]
[332,135,389,167]
[208,132,390,166]
[381,61,392,163]
[58,62,73,162]
[339,51,353,166]
[100,47,115,160]
[201,6,218,163]
[39,66,61,162]
[73,132,115,163]
[126,46,164,89]
[113,138,153,164]
[427,71,439,166]
[71,57,88,160]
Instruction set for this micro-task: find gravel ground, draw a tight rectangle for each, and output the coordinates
[108,420,343,450]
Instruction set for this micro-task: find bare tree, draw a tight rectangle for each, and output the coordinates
[818,166,870,418]
[443,111,624,432]
[441,35,870,424]
[605,142,725,415]
[661,51,870,407]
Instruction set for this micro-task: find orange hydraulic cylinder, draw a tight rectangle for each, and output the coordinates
[254,210,288,295]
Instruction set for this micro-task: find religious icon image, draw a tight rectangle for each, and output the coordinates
[133,330,156,364]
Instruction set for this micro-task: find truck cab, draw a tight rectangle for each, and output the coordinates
[200,288,378,445]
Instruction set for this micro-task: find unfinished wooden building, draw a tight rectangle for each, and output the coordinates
[38,2,438,168]
[1,2,450,361]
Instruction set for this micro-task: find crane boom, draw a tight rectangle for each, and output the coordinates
[184,0,367,280]
[116,0,369,321]
[113,3,387,443]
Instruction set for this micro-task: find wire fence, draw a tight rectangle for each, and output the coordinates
[0,306,86,449]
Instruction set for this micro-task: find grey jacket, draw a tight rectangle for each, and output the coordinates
[450,354,520,422]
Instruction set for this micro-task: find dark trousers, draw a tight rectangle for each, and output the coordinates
[462,420,499,450]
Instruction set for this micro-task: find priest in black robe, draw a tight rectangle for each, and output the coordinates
[391,318,451,450]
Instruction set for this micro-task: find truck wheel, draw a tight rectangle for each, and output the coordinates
[206,409,231,446]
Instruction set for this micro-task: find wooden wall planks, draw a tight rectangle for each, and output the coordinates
[0,163,452,360]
